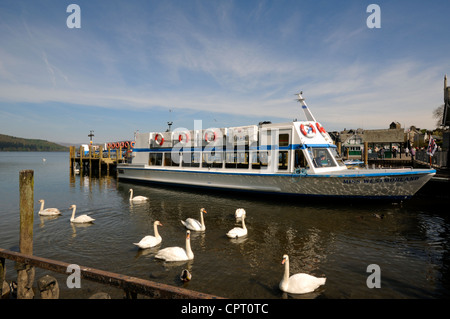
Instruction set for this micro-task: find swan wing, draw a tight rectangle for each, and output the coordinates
[39,208,61,216]
[134,235,161,248]
[131,196,148,202]
[226,227,247,238]
[155,247,189,261]
[283,273,326,294]
[72,214,95,223]
[182,218,203,231]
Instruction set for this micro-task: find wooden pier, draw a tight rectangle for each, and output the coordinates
[69,144,130,176]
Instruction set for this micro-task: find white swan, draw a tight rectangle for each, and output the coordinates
[129,188,149,202]
[69,205,95,224]
[181,208,207,231]
[38,199,61,216]
[279,254,326,294]
[155,230,194,262]
[235,208,246,219]
[133,221,163,249]
[226,214,247,238]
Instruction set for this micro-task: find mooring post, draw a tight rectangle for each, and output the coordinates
[69,146,74,172]
[364,141,368,167]
[0,255,5,297]
[99,145,103,176]
[89,145,92,176]
[79,146,84,173]
[18,170,35,299]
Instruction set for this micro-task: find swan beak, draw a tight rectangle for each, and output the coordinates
[282,257,287,264]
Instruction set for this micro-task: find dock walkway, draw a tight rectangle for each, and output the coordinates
[69,145,129,175]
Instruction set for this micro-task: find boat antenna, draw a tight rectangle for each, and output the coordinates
[295,91,316,122]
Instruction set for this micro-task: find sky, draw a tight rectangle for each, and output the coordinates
[1,0,449,144]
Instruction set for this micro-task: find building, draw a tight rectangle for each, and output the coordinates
[339,123,404,158]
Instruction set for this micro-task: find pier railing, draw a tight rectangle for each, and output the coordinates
[69,145,131,175]
[415,150,448,168]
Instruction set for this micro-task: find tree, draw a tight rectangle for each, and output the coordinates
[433,104,445,127]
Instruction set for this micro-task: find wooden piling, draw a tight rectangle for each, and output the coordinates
[89,145,92,176]
[364,141,368,166]
[0,254,5,297]
[99,145,103,177]
[79,146,84,173]
[18,169,35,299]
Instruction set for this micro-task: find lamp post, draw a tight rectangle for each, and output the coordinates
[88,130,94,145]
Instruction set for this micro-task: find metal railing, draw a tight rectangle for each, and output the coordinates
[415,150,448,168]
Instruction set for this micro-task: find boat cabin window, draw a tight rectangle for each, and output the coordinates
[225,151,249,169]
[309,148,336,168]
[203,151,223,168]
[278,151,288,170]
[251,151,268,169]
[295,149,308,168]
[279,134,289,147]
[163,153,171,166]
[330,148,346,167]
[164,152,180,167]
[149,152,163,166]
[182,151,201,167]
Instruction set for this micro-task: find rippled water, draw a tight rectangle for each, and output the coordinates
[1,152,449,299]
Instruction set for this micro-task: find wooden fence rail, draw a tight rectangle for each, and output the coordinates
[0,248,223,299]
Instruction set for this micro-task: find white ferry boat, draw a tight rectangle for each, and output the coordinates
[117,92,435,199]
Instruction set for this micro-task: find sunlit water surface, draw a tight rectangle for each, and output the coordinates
[1,152,449,299]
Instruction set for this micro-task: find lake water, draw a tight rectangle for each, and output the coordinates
[1,152,449,299]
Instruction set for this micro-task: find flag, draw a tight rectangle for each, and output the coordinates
[426,136,437,156]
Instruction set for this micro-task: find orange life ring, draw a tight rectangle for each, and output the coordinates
[155,133,164,146]
[115,142,120,148]
[130,141,135,148]
[204,131,216,142]
[124,141,130,148]
[107,143,112,149]
[120,142,125,148]
[178,132,189,143]
[316,122,326,134]
[300,123,316,138]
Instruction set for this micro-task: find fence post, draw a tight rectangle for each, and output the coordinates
[17,170,35,299]
[0,256,5,297]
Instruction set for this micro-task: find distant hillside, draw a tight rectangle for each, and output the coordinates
[0,134,69,152]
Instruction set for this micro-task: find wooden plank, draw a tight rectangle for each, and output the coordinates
[0,249,223,299]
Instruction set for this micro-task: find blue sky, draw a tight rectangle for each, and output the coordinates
[1,0,449,144]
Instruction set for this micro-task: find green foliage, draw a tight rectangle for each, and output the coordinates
[0,134,68,152]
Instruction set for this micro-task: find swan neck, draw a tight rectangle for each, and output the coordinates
[129,189,133,200]
[284,258,290,281]
[154,222,160,237]
[186,236,193,258]
[40,201,44,211]
[241,217,246,229]
[200,210,204,225]
[70,206,76,221]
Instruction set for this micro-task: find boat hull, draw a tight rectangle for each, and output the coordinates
[117,165,435,199]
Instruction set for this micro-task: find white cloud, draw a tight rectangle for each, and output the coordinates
[0,0,447,137]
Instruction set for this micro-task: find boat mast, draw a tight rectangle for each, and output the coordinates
[296,91,317,122]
